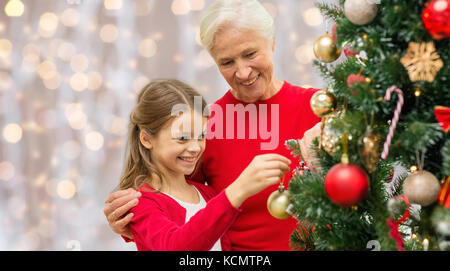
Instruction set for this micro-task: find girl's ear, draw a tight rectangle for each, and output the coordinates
[139,130,153,150]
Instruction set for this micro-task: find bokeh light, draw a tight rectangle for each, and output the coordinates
[38,12,59,37]
[100,24,118,43]
[85,131,104,151]
[0,39,12,58]
[3,123,23,143]
[56,180,77,199]
[4,0,24,17]
[0,161,15,181]
[70,73,89,92]
[43,73,62,90]
[38,60,57,80]
[171,0,190,15]
[303,7,323,26]
[60,8,80,27]
[138,38,157,58]
[104,0,123,10]
[295,43,315,64]
[87,71,103,91]
[65,103,88,130]
[189,0,205,11]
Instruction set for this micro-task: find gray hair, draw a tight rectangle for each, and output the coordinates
[199,0,275,53]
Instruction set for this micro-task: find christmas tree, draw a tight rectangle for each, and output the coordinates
[284,0,450,251]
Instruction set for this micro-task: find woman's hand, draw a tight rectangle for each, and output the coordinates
[103,188,141,240]
[225,154,291,208]
[298,122,322,172]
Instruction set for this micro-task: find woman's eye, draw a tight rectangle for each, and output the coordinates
[176,136,189,141]
[198,133,206,140]
[247,52,256,57]
[222,60,233,66]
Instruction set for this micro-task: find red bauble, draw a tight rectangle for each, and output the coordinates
[325,163,369,207]
[422,0,450,40]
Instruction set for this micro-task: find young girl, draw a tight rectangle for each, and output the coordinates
[120,79,291,251]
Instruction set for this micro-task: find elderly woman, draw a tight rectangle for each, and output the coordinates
[104,0,321,251]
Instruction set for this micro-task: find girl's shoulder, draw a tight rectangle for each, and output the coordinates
[186,180,218,200]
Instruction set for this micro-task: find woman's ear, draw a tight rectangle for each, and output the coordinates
[139,130,153,150]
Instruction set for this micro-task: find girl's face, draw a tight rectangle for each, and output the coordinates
[144,110,207,178]
[210,26,276,103]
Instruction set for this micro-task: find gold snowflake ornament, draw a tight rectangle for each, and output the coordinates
[400,41,444,83]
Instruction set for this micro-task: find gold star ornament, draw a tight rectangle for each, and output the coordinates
[400,41,443,83]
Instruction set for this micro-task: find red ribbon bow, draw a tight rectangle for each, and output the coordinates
[386,195,410,251]
[435,106,450,133]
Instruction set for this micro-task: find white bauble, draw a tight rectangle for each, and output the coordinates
[344,0,378,25]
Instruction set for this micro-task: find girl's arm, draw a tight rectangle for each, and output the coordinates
[130,189,241,251]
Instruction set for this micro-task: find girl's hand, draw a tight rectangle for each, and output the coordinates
[103,188,141,240]
[225,154,291,208]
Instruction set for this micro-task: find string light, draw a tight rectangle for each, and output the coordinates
[422,238,429,251]
[414,89,421,97]
[410,165,418,173]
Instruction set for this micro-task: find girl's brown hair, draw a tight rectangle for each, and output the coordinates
[119,79,208,190]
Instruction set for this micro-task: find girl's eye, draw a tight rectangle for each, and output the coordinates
[176,136,189,141]
[198,133,206,140]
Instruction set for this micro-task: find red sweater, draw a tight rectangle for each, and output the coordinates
[190,81,321,251]
[130,181,241,251]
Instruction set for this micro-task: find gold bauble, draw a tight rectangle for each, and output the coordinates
[313,32,341,63]
[310,90,336,117]
[322,123,342,155]
[403,170,441,206]
[267,185,291,219]
[358,127,380,173]
[321,110,344,155]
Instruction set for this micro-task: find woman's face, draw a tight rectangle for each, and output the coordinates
[210,26,277,103]
[144,111,207,177]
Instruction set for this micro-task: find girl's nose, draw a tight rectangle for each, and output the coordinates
[187,140,201,153]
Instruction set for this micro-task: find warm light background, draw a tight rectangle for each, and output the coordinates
[0,0,335,250]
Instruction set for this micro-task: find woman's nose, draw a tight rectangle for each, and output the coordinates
[235,61,251,79]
